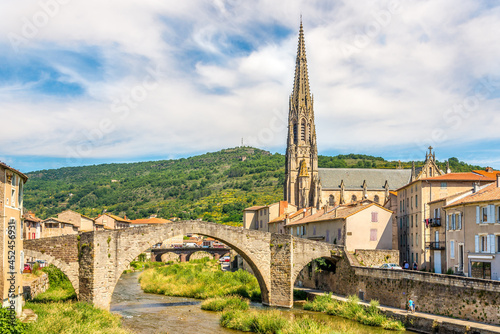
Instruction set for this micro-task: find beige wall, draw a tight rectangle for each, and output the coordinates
[81,216,94,232]
[345,207,393,251]
[446,201,500,279]
[43,220,78,238]
[1,167,25,315]
[398,179,493,269]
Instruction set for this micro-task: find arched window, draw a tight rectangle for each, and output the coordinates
[329,195,335,206]
[293,124,298,144]
[351,195,357,202]
[374,195,380,203]
[429,167,433,176]
[308,124,311,143]
[301,121,306,141]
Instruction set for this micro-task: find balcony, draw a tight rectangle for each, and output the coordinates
[427,241,446,250]
[427,218,441,227]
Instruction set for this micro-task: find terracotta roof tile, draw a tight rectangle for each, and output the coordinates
[131,217,172,225]
[446,183,500,207]
[243,206,265,211]
[422,172,495,182]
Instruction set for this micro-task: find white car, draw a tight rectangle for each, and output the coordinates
[380,263,402,270]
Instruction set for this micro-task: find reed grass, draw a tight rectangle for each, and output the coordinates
[139,258,261,301]
[303,294,404,331]
[201,295,249,312]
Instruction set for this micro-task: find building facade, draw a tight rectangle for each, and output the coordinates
[396,150,496,269]
[1,162,27,316]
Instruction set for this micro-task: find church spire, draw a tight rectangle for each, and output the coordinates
[291,21,312,114]
[284,22,320,209]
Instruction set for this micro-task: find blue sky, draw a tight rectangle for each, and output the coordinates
[1,1,500,172]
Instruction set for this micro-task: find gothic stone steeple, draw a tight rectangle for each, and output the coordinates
[284,22,320,209]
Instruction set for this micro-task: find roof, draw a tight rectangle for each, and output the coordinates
[286,202,392,226]
[421,173,495,182]
[445,183,500,207]
[473,169,500,178]
[105,214,131,223]
[318,168,411,190]
[131,217,172,225]
[23,212,42,223]
[427,189,475,205]
[243,206,265,211]
[0,161,28,181]
[42,217,75,225]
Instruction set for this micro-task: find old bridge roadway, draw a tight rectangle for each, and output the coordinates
[23,220,342,309]
[150,247,231,262]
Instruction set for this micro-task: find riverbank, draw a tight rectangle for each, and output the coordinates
[22,265,131,334]
[297,287,500,334]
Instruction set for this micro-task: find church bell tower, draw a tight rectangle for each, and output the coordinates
[284,22,320,209]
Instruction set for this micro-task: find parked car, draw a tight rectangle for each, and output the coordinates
[379,263,402,270]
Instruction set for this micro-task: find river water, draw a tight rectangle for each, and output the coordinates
[111,272,415,334]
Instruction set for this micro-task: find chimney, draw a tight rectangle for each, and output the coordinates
[486,167,493,173]
[324,205,328,214]
[473,182,479,193]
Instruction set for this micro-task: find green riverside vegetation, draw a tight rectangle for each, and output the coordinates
[22,265,130,334]
[303,294,404,331]
[24,147,481,223]
[139,258,261,301]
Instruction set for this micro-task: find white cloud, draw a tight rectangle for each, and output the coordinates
[1,0,500,171]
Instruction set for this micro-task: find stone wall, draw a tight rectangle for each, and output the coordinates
[23,235,80,293]
[23,273,49,300]
[297,254,500,324]
[353,249,399,268]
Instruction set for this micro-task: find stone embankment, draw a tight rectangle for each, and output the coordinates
[23,273,49,300]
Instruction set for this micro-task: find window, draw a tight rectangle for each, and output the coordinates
[260,220,262,228]
[415,214,418,227]
[457,213,462,230]
[374,195,379,204]
[399,218,402,229]
[293,124,298,144]
[370,229,377,241]
[482,207,488,223]
[326,229,330,242]
[434,208,440,218]
[415,195,418,208]
[308,124,311,143]
[429,167,433,176]
[411,233,413,246]
[497,235,500,253]
[416,253,418,264]
[411,196,413,209]
[300,121,306,141]
[11,188,16,207]
[338,228,342,242]
[441,182,447,189]
[451,214,456,230]
[329,195,335,206]
[416,233,418,246]
[11,174,16,186]
[450,240,455,259]
[290,227,294,235]
[371,212,378,222]
[411,215,413,228]
[313,226,316,235]
[351,195,357,202]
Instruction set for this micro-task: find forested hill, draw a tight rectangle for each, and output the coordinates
[24,147,483,224]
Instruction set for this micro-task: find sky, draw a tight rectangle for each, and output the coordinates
[1,0,500,173]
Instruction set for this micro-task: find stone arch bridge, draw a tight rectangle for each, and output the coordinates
[151,247,231,262]
[24,220,343,310]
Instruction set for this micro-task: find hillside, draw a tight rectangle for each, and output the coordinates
[24,148,483,225]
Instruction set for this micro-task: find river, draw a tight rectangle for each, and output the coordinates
[111,272,415,334]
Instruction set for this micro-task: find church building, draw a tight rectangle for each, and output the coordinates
[284,23,411,210]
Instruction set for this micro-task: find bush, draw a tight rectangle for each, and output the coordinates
[201,296,249,312]
[0,308,27,334]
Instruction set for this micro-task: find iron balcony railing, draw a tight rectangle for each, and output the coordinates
[428,218,441,227]
[427,241,446,250]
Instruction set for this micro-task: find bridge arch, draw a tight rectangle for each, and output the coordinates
[79,221,274,309]
[24,249,79,294]
[187,250,214,261]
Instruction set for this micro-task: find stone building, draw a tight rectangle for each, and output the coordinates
[443,178,500,279]
[94,213,131,229]
[41,218,79,237]
[23,211,42,240]
[57,209,95,232]
[243,201,297,233]
[0,162,28,316]
[396,150,496,269]
[284,23,412,210]
[283,201,393,251]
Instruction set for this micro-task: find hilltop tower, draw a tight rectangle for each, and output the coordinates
[284,22,320,209]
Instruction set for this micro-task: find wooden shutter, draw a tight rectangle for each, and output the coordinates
[476,206,480,224]
[490,235,496,254]
[475,235,479,253]
[446,215,449,230]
